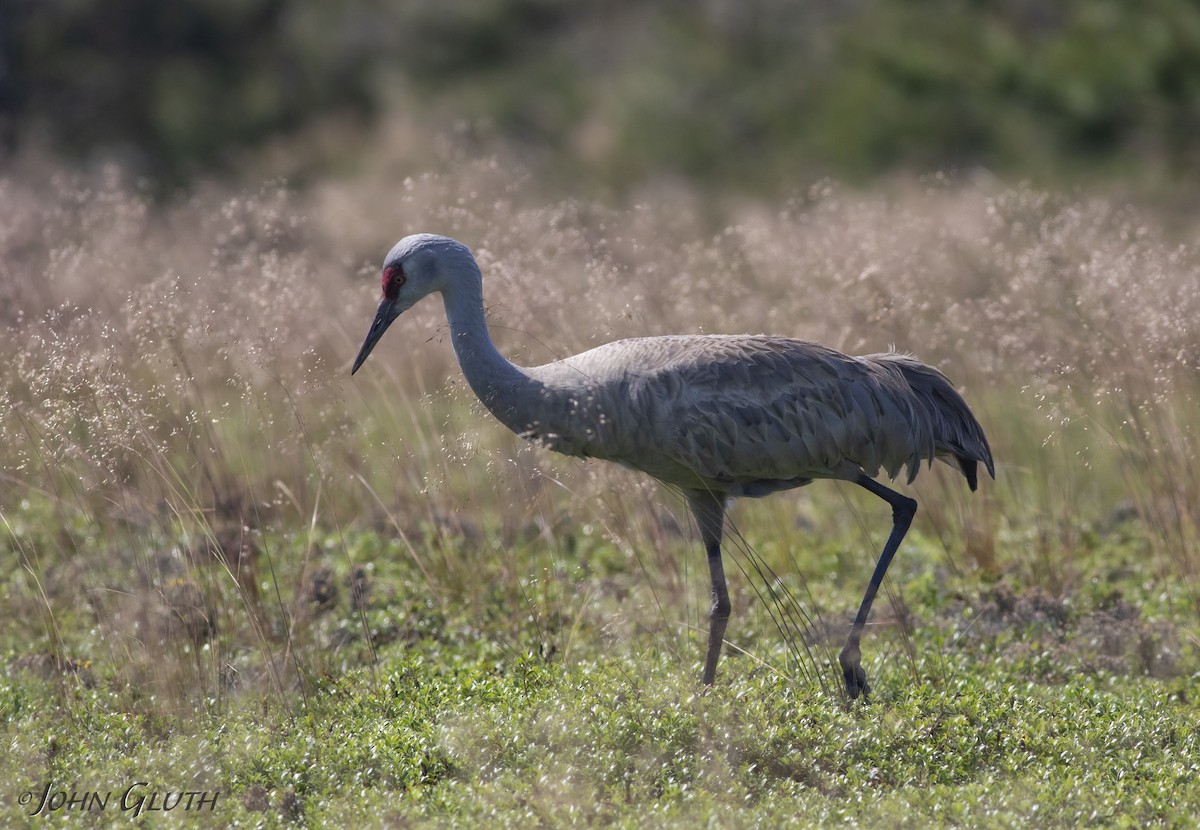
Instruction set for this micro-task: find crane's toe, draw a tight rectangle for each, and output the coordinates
[839,645,871,700]
[842,663,871,700]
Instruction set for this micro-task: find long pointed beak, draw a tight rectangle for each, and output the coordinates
[352,297,399,374]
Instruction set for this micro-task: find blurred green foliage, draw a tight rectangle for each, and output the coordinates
[3,0,382,178]
[6,0,1200,189]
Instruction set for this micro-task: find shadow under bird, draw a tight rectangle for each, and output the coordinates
[352,233,994,698]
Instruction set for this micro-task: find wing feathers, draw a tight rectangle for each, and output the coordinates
[530,335,992,494]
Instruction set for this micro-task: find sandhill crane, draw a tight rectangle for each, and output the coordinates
[352,234,994,698]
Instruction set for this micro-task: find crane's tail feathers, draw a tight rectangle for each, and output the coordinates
[957,456,980,492]
[875,354,995,491]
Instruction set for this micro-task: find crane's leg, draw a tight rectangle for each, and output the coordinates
[687,490,730,686]
[840,475,917,700]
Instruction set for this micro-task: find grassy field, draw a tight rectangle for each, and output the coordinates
[2,159,1200,826]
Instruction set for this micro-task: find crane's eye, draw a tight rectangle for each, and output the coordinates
[382,263,405,299]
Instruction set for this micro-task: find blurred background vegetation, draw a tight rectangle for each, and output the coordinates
[7,0,1200,194]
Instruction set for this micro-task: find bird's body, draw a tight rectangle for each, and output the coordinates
[353,233,994,697]
[478,334,985,498]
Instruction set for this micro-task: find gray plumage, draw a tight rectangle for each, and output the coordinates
[353,234,995,698]
[519,335,989,494]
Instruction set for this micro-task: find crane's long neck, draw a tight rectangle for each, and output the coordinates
[441,278,544,435]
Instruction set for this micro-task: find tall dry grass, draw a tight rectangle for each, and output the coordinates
[2,153,1199,704]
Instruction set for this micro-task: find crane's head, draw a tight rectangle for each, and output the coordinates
[351,234,479,374]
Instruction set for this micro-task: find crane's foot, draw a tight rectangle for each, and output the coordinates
[839,645,871,700]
